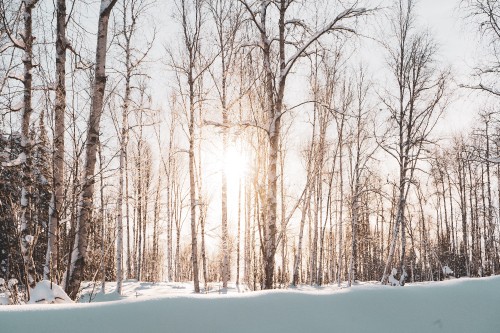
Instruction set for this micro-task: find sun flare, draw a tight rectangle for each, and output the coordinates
[223,147,248,184]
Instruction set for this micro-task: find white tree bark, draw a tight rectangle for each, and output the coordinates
[66,0,118,300]
[44,0,66,283]
[18,0,40,297]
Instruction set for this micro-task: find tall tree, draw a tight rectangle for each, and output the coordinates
[44,0,67,284]
[66,0,118,300]
[347,67,376,285]
[379,0,448,285]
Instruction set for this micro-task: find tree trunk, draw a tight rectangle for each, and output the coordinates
[189,70,200,292]
[66,0,117,300]
[19,0,40,298]
[45,0,66,283]
[116,125,125,294]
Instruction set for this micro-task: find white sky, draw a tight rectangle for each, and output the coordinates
[419,0,482,134]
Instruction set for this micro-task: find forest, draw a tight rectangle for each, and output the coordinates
[0,0,499,304]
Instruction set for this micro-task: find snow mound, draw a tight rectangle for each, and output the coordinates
[28,280,73,304]
[0,278,18,305]
[388,267,399,286]
[443,265,454,275]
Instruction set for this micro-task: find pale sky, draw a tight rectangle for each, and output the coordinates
[419,0,482,134]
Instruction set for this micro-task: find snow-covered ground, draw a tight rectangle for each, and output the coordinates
[1,276,499,333]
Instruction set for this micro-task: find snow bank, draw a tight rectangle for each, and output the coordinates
[1,276,499,333]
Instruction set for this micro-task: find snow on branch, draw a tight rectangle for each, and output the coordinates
[0,42,13,53]
[285,19,308,30]
[11,37,25,50]
[2,152,26,167]
[100,0,112,14]
[238,0,266,34]
[10,101,24,112]
[8,73,24,82]
[487,156,500,163]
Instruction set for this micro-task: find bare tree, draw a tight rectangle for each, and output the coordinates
[379,0,448,286]
[66,0,118,300]
[462,0,500,97]
[346,66,377,285]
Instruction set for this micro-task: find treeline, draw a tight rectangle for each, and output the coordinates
[0,0,499,302]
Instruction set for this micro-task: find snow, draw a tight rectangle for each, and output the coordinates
[7,279,18,289]
[443,265,454,275]
[388,267,399,286]
[28,280,72,304]
[21,187,28,207]
[8,73,24,82]
[0,42,13,53]
[2,152,26,167]
[24,235,34,244]
[13,38,25,49]
[0,278,18,305]
[10,101,24,112]
[1,277,499,332]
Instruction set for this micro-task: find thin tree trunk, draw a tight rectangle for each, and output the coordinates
[19,0,40,298]
[99,144,106,293]
[337,117,345,287]
[116,124,125,294]
[236,178,242,286]
[125,148,131,278]
[45,0,66,283]
[189,75,200,292]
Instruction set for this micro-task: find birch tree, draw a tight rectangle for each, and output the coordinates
[66,0,118,300]
[44,0,67,283]
[346,67,377,285]
[379,0,448,286]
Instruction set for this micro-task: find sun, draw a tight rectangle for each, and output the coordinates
[223,147,248,184]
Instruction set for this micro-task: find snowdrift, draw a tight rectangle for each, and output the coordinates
[1,276,499,333]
